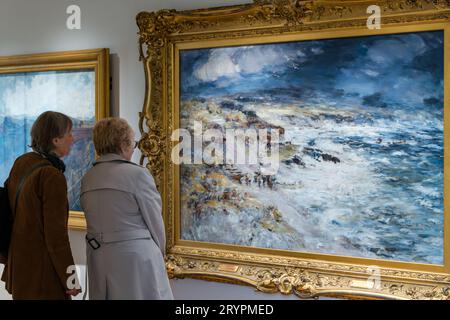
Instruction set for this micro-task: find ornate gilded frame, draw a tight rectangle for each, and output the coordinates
[0,49,110,230]
[137,1,450,299]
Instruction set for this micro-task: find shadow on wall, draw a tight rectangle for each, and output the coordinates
[110,53,120,117]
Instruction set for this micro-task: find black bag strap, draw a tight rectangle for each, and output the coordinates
[13,162,51,218]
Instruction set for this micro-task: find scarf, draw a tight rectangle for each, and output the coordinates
[40,152,66,173]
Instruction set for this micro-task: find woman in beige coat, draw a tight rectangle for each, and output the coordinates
[80,118,173,300]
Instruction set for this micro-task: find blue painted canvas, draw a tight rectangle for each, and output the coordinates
[0,70,96,211]
[179,30,444,265]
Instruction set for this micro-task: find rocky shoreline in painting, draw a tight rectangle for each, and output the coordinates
[180,92,443,264]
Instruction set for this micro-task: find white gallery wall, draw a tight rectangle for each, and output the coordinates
[0,0,319,300]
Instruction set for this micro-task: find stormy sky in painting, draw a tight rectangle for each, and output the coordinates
[180,31,443,109]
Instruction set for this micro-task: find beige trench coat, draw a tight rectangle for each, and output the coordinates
[80,153,173,300]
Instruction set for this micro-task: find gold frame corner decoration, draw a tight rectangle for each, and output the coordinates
[137,1,450,300]
[0,48,110,230]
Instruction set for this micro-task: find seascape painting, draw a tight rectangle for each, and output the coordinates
[179,30,444,265]
[0,70,96,211]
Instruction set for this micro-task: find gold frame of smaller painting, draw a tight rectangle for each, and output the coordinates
[0,49,110,230]
[137,1,450,299]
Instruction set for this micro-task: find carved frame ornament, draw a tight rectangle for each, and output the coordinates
[137,0,450,299]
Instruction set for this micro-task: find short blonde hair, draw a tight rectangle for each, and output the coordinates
[93,118,134,156]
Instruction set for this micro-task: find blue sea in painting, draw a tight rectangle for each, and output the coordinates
[0,70,96,211]
[179,31,444,264]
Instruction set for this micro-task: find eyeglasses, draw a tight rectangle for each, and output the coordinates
[134,141,139,149]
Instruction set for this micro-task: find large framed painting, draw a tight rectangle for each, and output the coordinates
[137,1,450,299]
[0,49,109,230]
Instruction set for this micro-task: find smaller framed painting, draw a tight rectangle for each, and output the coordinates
[0,49,110,229]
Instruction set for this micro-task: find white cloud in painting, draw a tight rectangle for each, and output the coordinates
[296,49,306,57]
[235,46,281,74]
[194,50,241,82]
[194,46,291,82]
[367,35,426,67]
[1,71,95,119]
[311,47,324,55]
[363,69,379,77]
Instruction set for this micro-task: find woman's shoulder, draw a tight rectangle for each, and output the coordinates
[121,161,152,177]
[110,161,155,187]
[8,153,64,193]
[123,161,146,173]
[101,158,146,175]
[13,152,43,165]
[83,159,143,182]
[10,152,52,175]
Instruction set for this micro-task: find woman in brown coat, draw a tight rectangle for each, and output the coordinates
[1,111,81,299]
